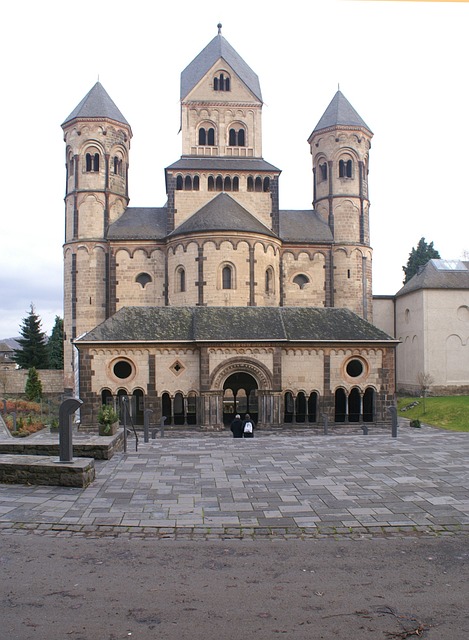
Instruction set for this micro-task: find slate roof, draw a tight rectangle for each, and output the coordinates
[396,259,469,297]
[107,208,167,240]
[311,90,372,135]
[77,306,394,344]
[169,193,277,238]
[166,157,280,173]
[279,210,333,243]
[181,32,262,102]
[62,82,130,128]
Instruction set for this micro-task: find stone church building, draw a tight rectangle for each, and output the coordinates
[62,27,397,429]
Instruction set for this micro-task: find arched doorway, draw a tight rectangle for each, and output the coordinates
[223,372,258,425]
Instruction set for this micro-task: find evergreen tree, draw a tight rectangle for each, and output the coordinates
[13,304,49,369]
[403,237,441,284]
[25,367,43,401]
[48,316,64,370]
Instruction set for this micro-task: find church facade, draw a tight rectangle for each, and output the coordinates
[62,27,396,429]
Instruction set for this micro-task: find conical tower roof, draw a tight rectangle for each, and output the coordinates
[312,90,372,135]
[62,82,130,128]
[180,26,262,102]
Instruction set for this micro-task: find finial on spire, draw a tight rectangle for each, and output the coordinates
[338,82,340,91]
[217,23,222,35]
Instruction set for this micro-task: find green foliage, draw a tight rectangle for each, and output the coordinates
[48,316,64,370]
[409,419,421,428]
[398,396,469,431]
[25,367,43,401]
[97,405,119,433]
[13,304,49,369]
[402,237,440,284]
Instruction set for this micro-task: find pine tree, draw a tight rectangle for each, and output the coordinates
[13,304,49,369]
[48,316,64,369]
[25,367,43,401]
[403,237,441,284]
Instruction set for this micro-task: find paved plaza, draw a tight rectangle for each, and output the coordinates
[0,423,468,538]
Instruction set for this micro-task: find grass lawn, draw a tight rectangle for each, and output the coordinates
[398,396,469,432]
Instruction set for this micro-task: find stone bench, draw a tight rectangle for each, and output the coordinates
[0,454,95,488]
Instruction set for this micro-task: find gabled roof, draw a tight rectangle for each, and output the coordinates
[180,31,262,102]
[77,306,394,344]
[169,193,277,238]
[396,259,469,297]
[279,210,333,243]
[62,82,130,128]
[311,90,372,136]
[107,207,167,240]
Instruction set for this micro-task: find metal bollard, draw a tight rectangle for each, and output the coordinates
[58,398,83,463]
[388,406,398,438]
[160,416,167,438]
[144,409,153,443]
[321,413,329,435]
[361,424,369,435]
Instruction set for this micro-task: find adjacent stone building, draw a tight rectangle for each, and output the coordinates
[62,27,397,429]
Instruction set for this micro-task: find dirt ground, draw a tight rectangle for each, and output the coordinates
[1,533,468,640]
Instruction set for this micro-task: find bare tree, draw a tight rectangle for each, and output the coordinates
[417,371,434,414]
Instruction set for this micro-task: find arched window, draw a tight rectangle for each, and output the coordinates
[174,392,185,425]
[348,388,361,422]
[263,177,270,192]
[284,392,294,423]
[136,273,152,288]
[229,127,245,147]
[265,267,274,294]
[247,176,254,192]
[213,72,230,91]
[216,175,223,191]
[255,177,262,192]
[293,274,309,289]
[233,176,239,192]
[162,392,172,425]
[193,175,200,191]
[176,175,183,190]
[339,158,353,178]
[320,162,328,181]
[335,388,346,422]
[222,265,233,289]
[113,156,119,175]
[308,392,318,423]
[176,266,186,293]
[184,175,192,190]
[296,392,306,423]
[69,156,75,175]
[207,128,215,145]
[85,152,100,172]
[199,128,206,145]
[363,387,374,422]
[224,176,231,191]
[208,176,215,191]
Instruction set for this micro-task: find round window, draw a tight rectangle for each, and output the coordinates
[346,359,363,378]
[113,360,133,379]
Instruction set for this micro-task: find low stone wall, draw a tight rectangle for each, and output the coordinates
[0,431,124,460]
[0,369,64,395]
[0,455,95,487]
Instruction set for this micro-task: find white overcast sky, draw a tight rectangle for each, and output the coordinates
[1,0,467,338]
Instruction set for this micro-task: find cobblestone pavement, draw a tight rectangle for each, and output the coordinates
[0,424,468,539]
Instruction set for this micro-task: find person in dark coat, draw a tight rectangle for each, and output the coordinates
[230,414,243,438]
[242,413,254,438]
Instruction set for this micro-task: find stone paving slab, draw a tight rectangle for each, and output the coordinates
[0,424,468,538]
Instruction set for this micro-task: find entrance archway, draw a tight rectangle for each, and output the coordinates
[223,372,258,425]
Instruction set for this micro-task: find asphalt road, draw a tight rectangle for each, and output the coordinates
[1,532,468,640]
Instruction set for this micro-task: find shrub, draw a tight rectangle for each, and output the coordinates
[410,419,421,428]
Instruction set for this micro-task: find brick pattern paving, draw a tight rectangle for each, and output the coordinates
[0,425,468,539]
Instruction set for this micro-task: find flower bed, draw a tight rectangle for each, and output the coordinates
[3,400,47,437]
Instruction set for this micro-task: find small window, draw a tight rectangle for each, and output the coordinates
[216,175,223,191]
[222,265,232,289]
[176,175,183,190]
[208,176,215,191]
[184,175,192,191]
[247,176,254,192]
[293,274,309,289]
[213,72,230,91]
[136,273,152,288]
[228,127,245,147]
[255,177,262,192]
[176,266,186,293]
[265,268,274,294]
[263,177,270,192]
[233,176,239,192]
[224,176,231,191]
[193,175,200,191]
[207,128,215,145]
[339,158,353,178]
[199,128,206,145]
[320,162,327,181]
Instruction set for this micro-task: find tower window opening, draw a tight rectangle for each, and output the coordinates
[176,266,186,293]
[320,162,327,181]
[263,177,270,192]
[216,175,223,191]
[347,269,351,279]
[193,175,200,191]
[214,72,230,91]
[85,152,100,172]
[255,177,262,192]
[184,175,192,190]
[113,156,122,176]
[208,176,215,191]
[233,176,239,192]
[176,175,183,190]
[224,176,232,191]
[247,176,254,192]
[199,126,215,146]
[339,158,353,178]
[207,128,215,145]
[265,267,274,294]
[199,128,206,145]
